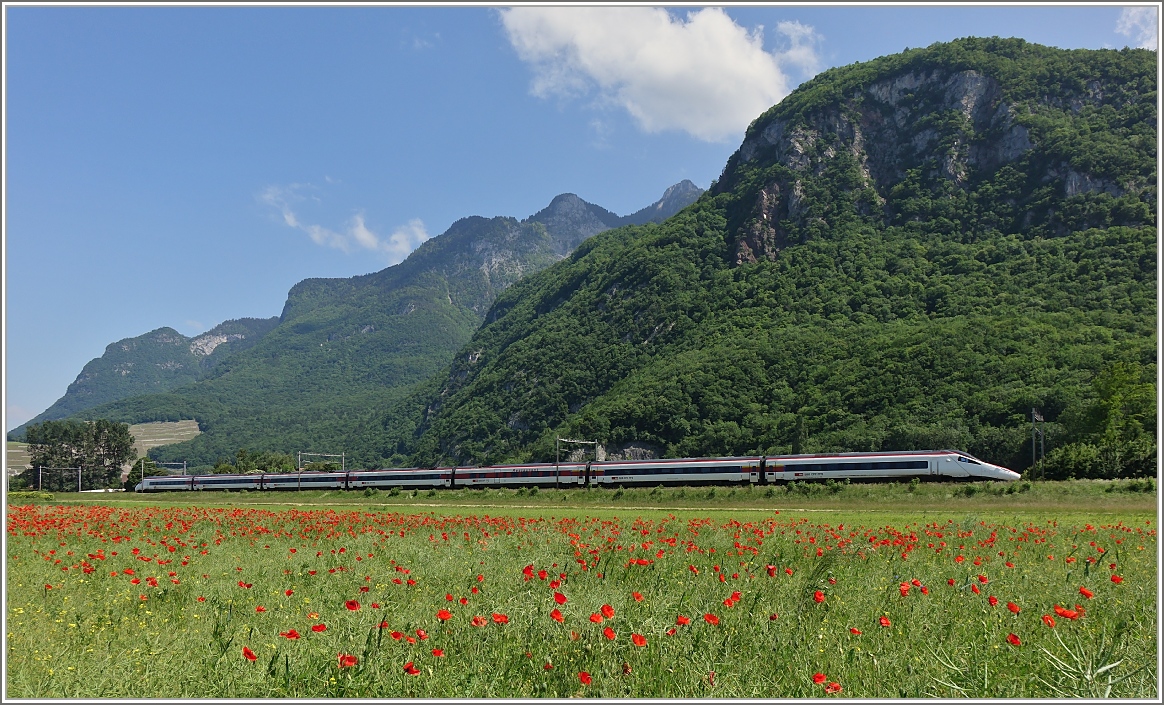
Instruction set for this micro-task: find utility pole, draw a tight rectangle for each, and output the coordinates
[556,438,598,489]
[1032,408,1045,480]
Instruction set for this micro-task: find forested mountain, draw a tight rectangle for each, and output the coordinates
[39,183,701,466]
[11,318,278,434]
[390,38,1155,478]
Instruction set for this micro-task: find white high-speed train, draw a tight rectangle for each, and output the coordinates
[134,449,1019,492]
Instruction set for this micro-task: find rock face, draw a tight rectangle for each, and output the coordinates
[721,49,1153,264]
[619,180,705,226]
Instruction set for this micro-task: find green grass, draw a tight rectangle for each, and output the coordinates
[39,477,1158,514]
[5,489,1156,698]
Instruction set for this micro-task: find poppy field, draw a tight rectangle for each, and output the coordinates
[4,501,1158,698]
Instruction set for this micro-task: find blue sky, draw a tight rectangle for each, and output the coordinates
[3,4,1159,432]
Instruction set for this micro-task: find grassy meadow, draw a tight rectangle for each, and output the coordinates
[4,482,1158,698]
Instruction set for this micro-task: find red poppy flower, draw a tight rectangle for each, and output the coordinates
[359,586,369,593]
[947,578,955,586]
[1042,615,1056,628]
[785,568,794,576]
[1007,601,1020,614]
[543,663,553,670]
[1053,604,1080,620]
[676,614,691,626]
[379,621,390,629]
[492,613,509,624]
[1079,586,1094,599]
[666,628,677,636]
[372,602,380,609]
[1006,633,1021,646]
[437,609,453,621]
[553,592,568,605]
[311,623,327,632]
[825,682,842,694]
[280,629,301,639]
[549,579,561,589]
[402,660,419,675]
[601,604,615,619]
[471,615,487,627]
[578,672,592,685]
[603,626,616,640]
[550,608,564,623]
[813,590,825,603]
[589,613,604,623]
[197,596,206,602]
[879,616,891,628]
[813,672,827,685]
[978,574,988,583]
[242,646,258,661]
[850,627,862,635]
[769,613,779,621]
[432,649,444,657]
[988,596,999,607]
[285,589,293,596]
[130,578,141,585]
[1111,575,1123,584]
[416,629,429,640]
[390,630,404,641]
[345,600,360,611]
[631,633,647,647]
[704,613,720,625]
[971,584,981,595]
[255,606,266,613]
[920,586,929,595]
[446,593,454,601]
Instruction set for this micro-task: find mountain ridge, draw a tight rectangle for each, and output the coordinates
[16,181,704,464]
[392,38,1155,478]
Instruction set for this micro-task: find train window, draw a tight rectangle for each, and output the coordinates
[957,457,981,465]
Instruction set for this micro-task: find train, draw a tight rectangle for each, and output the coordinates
[133,449,1020,492]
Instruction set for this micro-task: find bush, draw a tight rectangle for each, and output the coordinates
[363,487,379,497]
[6,491,54,502]
[1041,439,1157,480]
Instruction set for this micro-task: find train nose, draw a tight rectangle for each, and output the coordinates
[994,465,1021,481]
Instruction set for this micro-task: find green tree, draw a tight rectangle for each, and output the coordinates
[23,419,136,490]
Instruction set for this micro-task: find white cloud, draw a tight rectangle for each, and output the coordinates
[258,184,430,264]
[1116,7,1159,50]
[774,20,822,79]
[499,7,821,143]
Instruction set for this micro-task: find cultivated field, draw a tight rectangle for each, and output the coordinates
[5,484,1157,698]
[5,443,32,477]
[127,420,201,461]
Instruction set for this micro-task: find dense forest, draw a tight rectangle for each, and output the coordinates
[389,38,1156,480]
